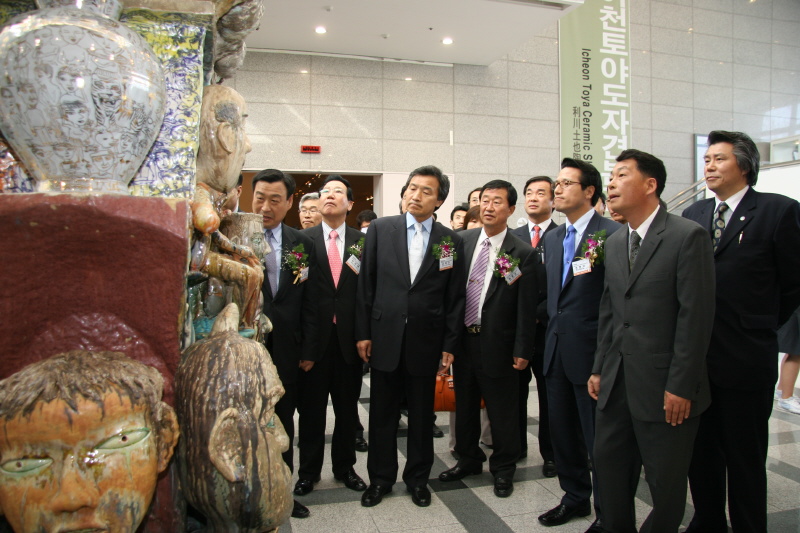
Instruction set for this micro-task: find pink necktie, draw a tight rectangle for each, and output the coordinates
[328,230,342,288]
[531,225,541,248]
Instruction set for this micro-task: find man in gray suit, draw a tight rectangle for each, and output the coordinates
[589,149,715,533]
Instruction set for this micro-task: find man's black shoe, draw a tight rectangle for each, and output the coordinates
[585,518,605,532]
[538,502,591,526]
[542,460,557,478]
[361,484,392,507]
[493,477,514,498]
[432,424,444,438]
[355,435,368,452]
[293,477,320,496]
[334,468,367,491]
[438,464,482,482]
[408,486,431,507]
[291,499,310,518]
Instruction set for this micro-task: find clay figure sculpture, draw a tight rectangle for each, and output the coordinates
[0,350,179,533]
[190,85,263,331]
[175,303,292,532]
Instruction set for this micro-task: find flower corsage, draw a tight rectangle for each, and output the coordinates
[578,230,607,267]
[493,250,522,284]
[346,237,365,274]
[433,236,457,270]
[282,243,309,283]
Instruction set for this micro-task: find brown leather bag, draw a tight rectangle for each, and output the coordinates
[433,372,485,412]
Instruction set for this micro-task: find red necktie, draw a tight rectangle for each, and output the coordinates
[328,230,341,287]
[531,225,541,248]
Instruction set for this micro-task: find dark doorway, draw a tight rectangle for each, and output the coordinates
[240,171,376,230]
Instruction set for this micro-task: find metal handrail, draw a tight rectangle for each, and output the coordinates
[665,180,706,213]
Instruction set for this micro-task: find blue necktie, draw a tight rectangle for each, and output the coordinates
[562,225,576,287]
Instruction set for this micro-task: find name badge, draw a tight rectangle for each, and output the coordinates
[299,266,309,283]
[346,255,361,274]
[439,257,454,270]
[572,258,591,276]
[504,266,522,285]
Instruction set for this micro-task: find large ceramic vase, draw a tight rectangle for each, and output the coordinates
[0,0,166,194]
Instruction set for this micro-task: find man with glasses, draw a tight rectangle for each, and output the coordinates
[538,159,620,533]
[295,176,368,498]
[299,192,322,229]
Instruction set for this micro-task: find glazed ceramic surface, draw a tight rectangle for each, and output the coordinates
[0,0,165,193]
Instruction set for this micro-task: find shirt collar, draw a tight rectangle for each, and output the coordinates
[528,218,552,233]
[265,224,282,243]
[406,211,433,233]
[570,208,595,236]
[322,220,347,240]
[629,205,659,242]
[715,185,749,214]
[480,227,507,249]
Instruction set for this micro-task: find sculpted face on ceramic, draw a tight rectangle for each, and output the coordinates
[0,395,160,532]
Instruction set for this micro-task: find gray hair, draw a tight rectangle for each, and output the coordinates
[299,192,320,208]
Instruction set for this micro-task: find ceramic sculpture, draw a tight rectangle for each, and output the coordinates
[0,350,179,533]
[175,303,292,532]
[0,0,165,193]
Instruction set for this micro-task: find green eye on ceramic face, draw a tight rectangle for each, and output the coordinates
[95,428,150,451]
[1,457,53,474]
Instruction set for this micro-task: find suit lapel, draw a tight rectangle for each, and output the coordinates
[464,230,479,268]
[391,216,412,286]
[715,188,756,255]
[485,232,516,303]
[547,224,567,293]
[627,209,665,289]
[695,199,715,237]
[563,212,601,291]
[277,224,296,298]
[340,227,362,285]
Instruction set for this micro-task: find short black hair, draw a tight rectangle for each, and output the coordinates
[480,179,518,207]
[707,130,760,186]
[468,187,482,202]
[560,158,602,206]
[251,168,295,198]
[450,203,469,221]
[236,173,243,187]
[616,149,667,197]
[523,176,554,200]
[405,165,450,207]
[356,210,377,226]
[597,192,607,204]
[322,174,353,201]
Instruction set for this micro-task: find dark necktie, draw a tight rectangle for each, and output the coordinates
[531,225,541,248]
[629,230,641,271]
[464,238,491,326]
[712,202,728,252]
[561,225,576,287]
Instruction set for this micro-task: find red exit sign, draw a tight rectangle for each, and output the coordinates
[301,145,321,154]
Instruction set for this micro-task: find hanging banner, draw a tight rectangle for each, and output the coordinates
[559,0,631,178]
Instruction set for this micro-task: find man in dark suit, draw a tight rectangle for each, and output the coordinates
[252,168,316,519]
[294,176,367,497]
[682,130,800,533]
[511,175,558,475]
[589,149,715,533]
[355,165,466,508]
[438,180,536,497]
[539,159,620,533]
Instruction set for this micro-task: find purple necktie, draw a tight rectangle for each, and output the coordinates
[464,238,491,326]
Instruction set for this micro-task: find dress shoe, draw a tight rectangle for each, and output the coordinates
[538,502,591,526]
[432,424,444,438]
[542,460,557,478]
[291,499,310,519]
[355,435,368,452]
[585,518,605,532]
[408,486,431,507]
[480,440,494,449]
[293,476,320,496]
[450,450,460,460]
[439,463,482,482]
[493,477,514,498]
[334,468,367,491]
[361,484,392,507]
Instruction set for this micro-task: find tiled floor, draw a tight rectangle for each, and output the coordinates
[284,376,800,533]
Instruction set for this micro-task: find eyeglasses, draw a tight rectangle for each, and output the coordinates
[320,187,347,196]
[553,179,581,189]
[299,208,319,215]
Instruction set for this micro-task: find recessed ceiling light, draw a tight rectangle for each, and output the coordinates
[405,77,412,81]
[442,37,453,45]
[301,70,309,74]
[315,26,327,34]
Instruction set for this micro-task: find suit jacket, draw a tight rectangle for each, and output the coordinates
[543,212,621,384]
[301,224,363,365]
[592,208,715,421]
[512,221,560,328]
[683,188,800,390]
[461,228,537,378]
[355,214,467,376]
[262,223,316,385]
